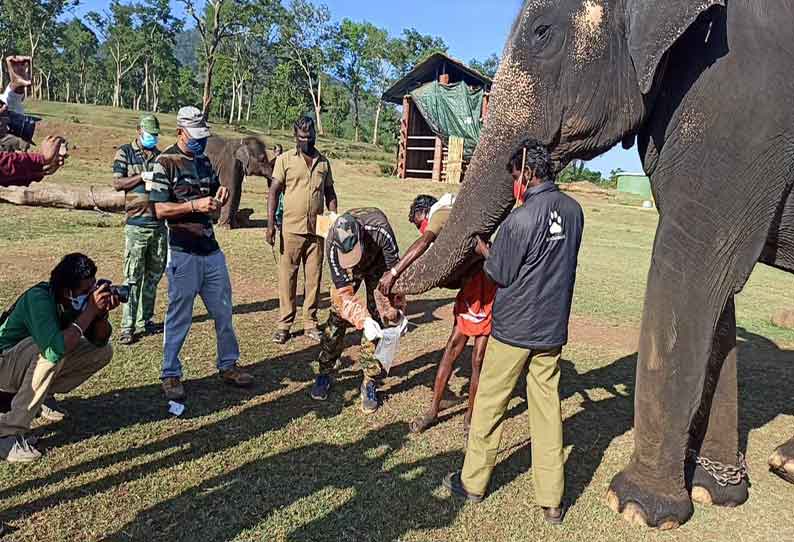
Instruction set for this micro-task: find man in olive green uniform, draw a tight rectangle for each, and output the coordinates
[267,116,337,344]
[112,115,167,345]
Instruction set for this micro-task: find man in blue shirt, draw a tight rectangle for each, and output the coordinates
[443,140,584,525]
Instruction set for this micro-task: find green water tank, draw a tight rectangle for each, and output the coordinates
[616,173,652,199]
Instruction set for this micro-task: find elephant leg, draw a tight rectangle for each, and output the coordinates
[769,437,794,485]
[219,171,243,229]
[605,205,749,529]
[686,297,749,507]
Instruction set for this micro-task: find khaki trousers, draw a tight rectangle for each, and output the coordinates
[461,337,564,507]
[278,231,324,332]
[0,337,113,437]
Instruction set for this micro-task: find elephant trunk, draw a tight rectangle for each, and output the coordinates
[393,115,520,294]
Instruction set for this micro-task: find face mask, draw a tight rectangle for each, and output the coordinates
[140,131,158,149]
[187,137,208,156]
[514,175,529,206]
[418,218,430,235]
[68,290,89,312]
[298,139,316,156]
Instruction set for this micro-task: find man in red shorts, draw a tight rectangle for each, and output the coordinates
[379,194,496,437]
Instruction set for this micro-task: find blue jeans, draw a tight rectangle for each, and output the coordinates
[162,250,240,379]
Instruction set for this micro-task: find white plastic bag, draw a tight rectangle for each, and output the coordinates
[374,314,408,373]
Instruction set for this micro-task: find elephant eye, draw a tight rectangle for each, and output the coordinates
[534,24,551,40]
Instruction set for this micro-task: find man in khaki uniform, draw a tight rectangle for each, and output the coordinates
[442,140,584,526]
[267,116,337,344]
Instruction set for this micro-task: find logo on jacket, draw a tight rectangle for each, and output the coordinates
[548,211,566,241]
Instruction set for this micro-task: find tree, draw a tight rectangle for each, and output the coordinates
[330,19,387,143]
[558,160,604,184]
[388,28,447,78]
[3,0,78,97]
[321,82,350,138]
[254,61,309,131]
[469,53,500,78]
[88,1,153,108]
[61,19,99,104]
[280,0,332,135]
[180,0,256,117]
[138,0,183,112]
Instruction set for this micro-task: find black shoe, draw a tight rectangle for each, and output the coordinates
[143,320,163,336]
[118,330,136,345]
[443,471,483,503]
[310,375,332,401]
[272,330,290,344]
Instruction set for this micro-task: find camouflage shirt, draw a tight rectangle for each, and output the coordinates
[112,139,163,228]
[149,144,221,255]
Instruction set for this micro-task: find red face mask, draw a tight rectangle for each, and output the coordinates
[513,176,529,206]
[418,218,430,234]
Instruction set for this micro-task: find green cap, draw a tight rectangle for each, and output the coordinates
[139,115,160,135]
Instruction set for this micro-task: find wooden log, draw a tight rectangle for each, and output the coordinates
[432,136,443,182]
[0,183,125,212]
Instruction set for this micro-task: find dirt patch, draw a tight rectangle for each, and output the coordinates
[561,181,610,196]
[771,309,794,330]
[569,315,638,352]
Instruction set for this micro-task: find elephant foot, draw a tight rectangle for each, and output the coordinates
[607,466,693,530]
[690,464,749,507]
[769,437,794,485]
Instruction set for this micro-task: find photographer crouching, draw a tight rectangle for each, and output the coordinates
[0,253,121,463]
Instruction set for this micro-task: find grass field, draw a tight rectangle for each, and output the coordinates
[0,102,792,541]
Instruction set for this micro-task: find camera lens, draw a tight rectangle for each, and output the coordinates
[7,111,38,142]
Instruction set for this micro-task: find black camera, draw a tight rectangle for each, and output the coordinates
[0,98,39,142]
[96,279,131,304]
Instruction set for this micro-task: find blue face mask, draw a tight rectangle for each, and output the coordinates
[140,131,158,149]
[186,137,208,156]
[68,290,89,312]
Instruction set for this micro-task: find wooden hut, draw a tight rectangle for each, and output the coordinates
[382,53,492,183]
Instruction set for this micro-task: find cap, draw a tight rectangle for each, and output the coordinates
[176,106,211,139]
[331,213,362,269]
[139,115,160,135]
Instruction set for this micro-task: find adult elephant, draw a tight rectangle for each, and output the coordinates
[204,136,276,228]
[395,0,794,530]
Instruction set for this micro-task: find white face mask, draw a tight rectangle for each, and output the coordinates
[68,291,89,312]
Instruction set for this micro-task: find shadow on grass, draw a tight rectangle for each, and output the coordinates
[1,327,788,539]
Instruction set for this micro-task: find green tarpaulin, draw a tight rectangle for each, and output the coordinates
[410,81,485,158]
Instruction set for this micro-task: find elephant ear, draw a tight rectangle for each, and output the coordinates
[626,0,725,94]
[234,142,251,171]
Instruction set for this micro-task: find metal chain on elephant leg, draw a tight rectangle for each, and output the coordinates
[687,449,749,487]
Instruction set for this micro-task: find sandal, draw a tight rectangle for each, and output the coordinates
[409,412,437,434]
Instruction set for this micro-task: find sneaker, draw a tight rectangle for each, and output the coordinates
[360,380,379,414]
[162,377,186,401]
[118,330,136,345]
[143,321,163,336]
[443,471,484,503]
[39,397,67,422]
[305,328,323,343]
[220,365,254,388]
[0,435,42,463]
[310,374,332,401]
[272,330,290,344]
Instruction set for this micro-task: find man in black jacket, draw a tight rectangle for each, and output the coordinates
[443,140,584,525]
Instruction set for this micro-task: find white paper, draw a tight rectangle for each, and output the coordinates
[168,401,185,416]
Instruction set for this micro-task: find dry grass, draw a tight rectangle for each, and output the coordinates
[0,102,791,541]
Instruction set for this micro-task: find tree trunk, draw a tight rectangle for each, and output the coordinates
[246,89,252,122]
[237,81,243,124]
[0,183,125,212]
[144,60,150,111]
[65,80,71,103]
[372,101,382,146]
[228,79,236,125]
[314,76,324,136]
[202,61,214,117]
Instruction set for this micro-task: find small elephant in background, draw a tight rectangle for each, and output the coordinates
[204,136,278,229]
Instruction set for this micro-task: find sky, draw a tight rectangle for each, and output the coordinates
[73,0,643,176]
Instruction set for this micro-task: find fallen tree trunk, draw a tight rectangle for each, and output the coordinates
[0,183,125,212]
